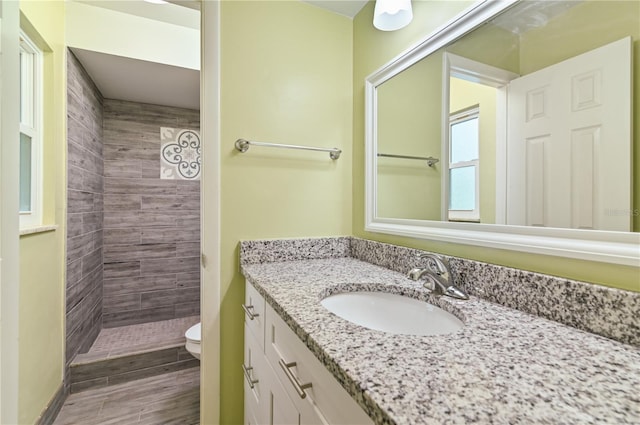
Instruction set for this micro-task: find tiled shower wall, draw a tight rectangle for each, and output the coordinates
[102,100,200,327]
[66,51,104,366]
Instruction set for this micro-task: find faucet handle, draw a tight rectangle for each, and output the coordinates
[416,253,448,275]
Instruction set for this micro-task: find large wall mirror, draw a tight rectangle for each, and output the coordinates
[365,0,639,265]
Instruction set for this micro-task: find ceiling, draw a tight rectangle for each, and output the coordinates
[303,0,368,18]
[70,0,200,110]
[490,0,582,35]
[76,0,200,28]
[71,0,368,111]
[71,47,200,110]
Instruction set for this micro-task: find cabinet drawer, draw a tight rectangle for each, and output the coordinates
[244,282,265,349]
[244,324,267,422]
[265,305,373,425]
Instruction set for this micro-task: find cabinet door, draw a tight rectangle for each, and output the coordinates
[244,407,259,425]
[266,363,300,425]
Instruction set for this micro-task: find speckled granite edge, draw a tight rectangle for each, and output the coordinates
[350,237,640,347]
[239,236,351,265]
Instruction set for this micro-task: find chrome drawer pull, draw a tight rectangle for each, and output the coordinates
[278,359,312,399]
[242,304,260,320]
[242,364,259,388]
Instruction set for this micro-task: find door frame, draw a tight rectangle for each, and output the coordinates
[442,53,519,223]
[0,1,22,423]
[200,1,221,424]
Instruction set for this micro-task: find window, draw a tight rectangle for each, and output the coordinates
[448,107,479,222]
[19,31,43,228]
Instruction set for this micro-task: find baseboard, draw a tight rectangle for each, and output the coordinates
[35,383,67,425]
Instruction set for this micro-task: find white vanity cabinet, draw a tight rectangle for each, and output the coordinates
[244,322,298,425]
[243,281,373,425]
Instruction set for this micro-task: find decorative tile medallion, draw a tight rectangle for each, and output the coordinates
[161,127,201,180]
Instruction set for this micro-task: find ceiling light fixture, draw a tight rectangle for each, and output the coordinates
[373,0,413,31]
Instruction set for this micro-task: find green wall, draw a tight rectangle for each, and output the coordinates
[377,53,442,220]
[353,1,639,292]
[218,1,353,422]
[18,2,66,423]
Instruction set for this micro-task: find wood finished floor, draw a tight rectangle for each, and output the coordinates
[54,367,200,425]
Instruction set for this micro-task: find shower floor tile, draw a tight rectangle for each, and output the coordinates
[76,316,199,363]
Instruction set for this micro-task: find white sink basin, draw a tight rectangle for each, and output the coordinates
[320,291,463,336]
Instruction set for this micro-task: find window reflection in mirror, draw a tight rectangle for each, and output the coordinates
[448,106,480,222]
[374,0,638,232]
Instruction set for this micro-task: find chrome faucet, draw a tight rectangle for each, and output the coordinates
[407,253,469,300]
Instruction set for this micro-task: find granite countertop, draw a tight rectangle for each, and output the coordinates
[241,257,640,425]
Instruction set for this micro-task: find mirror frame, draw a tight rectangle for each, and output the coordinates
[365,0,640,266]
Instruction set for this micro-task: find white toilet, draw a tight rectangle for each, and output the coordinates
[185,322,201,360]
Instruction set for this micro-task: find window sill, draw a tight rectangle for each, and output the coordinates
[19,224,58,236]
[448,219,481,223]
